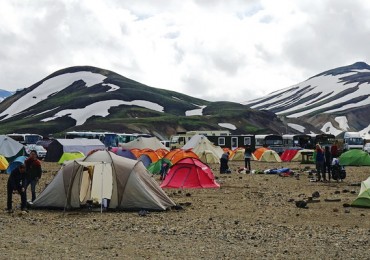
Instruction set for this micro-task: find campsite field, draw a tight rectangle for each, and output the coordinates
[1,160,370,259]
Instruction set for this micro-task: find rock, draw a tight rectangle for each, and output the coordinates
[334,191,340,194]
[342,189,350,193]
[344,209,350,213]
[333,208,339,212]
[185,193,191,197]
[288,198,295,202]
[312,191,320,198]
[295,200,308,208]
[343,203,351,207]
[350,190,356,194]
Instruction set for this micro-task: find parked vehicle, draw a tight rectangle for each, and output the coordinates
[25,144,47,159]
[364,143,370,153]
[343,132,364,151]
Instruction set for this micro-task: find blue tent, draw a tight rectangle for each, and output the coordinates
[116,148,137,160]
[138,154,152,168]
[6,156,27,174]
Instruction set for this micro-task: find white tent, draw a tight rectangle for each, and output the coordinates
[33,150,175,211]
[182,135,223,164]
[0,135,24,159]
[259,150,282,162]
[120,137,169,151]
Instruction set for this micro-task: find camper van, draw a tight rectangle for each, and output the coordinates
[343,132,363,151]
[169,130,230,149]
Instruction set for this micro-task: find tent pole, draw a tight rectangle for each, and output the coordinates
[100,162,105,213]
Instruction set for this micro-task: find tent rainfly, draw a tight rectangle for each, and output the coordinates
[33,150,176,211]
[351,177,370,208]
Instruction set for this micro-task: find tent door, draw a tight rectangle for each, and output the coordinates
[90,163,113,204]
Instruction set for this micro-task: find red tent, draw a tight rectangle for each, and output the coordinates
[160,157,220,189]
[280,149,299,162]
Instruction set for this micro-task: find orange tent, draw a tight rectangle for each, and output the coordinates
[253,147,270,160]
[164,149,199,165]
[155,148,169,158]
[130,148,142,158]
[140,148,161,163]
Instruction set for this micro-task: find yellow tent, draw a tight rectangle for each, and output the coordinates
[0,155,9,171]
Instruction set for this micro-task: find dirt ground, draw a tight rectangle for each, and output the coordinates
[1,160,370,259]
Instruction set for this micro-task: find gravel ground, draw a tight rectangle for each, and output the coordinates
[1,160,370,259]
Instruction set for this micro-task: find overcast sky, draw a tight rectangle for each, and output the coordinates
[1,0,369,102]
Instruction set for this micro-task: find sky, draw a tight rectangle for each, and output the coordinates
[1,0,370,102]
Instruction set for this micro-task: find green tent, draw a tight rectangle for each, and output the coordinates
[58,152,85,164]
[147,158,172,174]
[339,149,370,166]
[351,177,370,208]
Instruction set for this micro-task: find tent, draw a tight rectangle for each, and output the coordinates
[164,149,199,165]
[160,157,220,189]
[280,149,299,162]
[148,158,172,175]
[290,149,314,162]
[114,148,137,160]
[155,148,169,158]
[253,147,270,161]
[351,177,370,208]
[33,150,176,211]
[140,149,161,163]
[0,135,24,162]
[120,137,169,151]
[0,155,9,171]
[6,155,27,174]
[58,152,85,164]
[259,150,282,162]
[182,135,223,164]
[45,139,106,162]
[138,154,152,168]
[339,149,370,166]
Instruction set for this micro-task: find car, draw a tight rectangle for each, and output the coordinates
[363,143,370,153]
[25,144,47,159]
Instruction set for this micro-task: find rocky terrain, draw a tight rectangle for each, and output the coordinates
[1,160,370,259]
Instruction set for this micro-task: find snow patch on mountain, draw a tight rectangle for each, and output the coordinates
[218,123,237,130]
[287,123,305,133]
[334,116,349,131]
[186,106,206,116]
[0,71,107,120]
[103,83,120,92]
[41,99,164,126]
[320,122,342,136]
[359,124,370,140]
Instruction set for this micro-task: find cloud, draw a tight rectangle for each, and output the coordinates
[0,0,369,102]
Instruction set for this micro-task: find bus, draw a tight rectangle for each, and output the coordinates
[7,133,43,145]
[117,133,152,146]
[255,134,284,154]
[308,133,336,148]
[282,134,312,149]
[207,135,255,150]
[169,130,230,149]
[65,131,119,147]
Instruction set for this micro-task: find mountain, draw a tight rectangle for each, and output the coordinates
[244,62,370,137]
[0,89,13,102]
[0,66,289,138]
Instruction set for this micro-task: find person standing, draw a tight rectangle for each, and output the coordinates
[6,164,27,213]
[25,150,42,202]
[220,151,230,174]
[324,146,332,181]
[315,144,325,182]
[244,145,253,172]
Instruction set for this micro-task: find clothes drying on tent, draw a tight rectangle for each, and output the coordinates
[160,157,220,189]
[32,150,176,211]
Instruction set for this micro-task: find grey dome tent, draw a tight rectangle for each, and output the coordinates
[33,150,176,211]
[0,135,24,162]
[45,139,106,162]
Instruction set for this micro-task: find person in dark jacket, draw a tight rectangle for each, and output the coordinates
[244,145,253,172]
[324,146,332,181]
[6,164,27,213]
[25,150,42,202]
[315,144,325,181]
[220,151,230,173]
